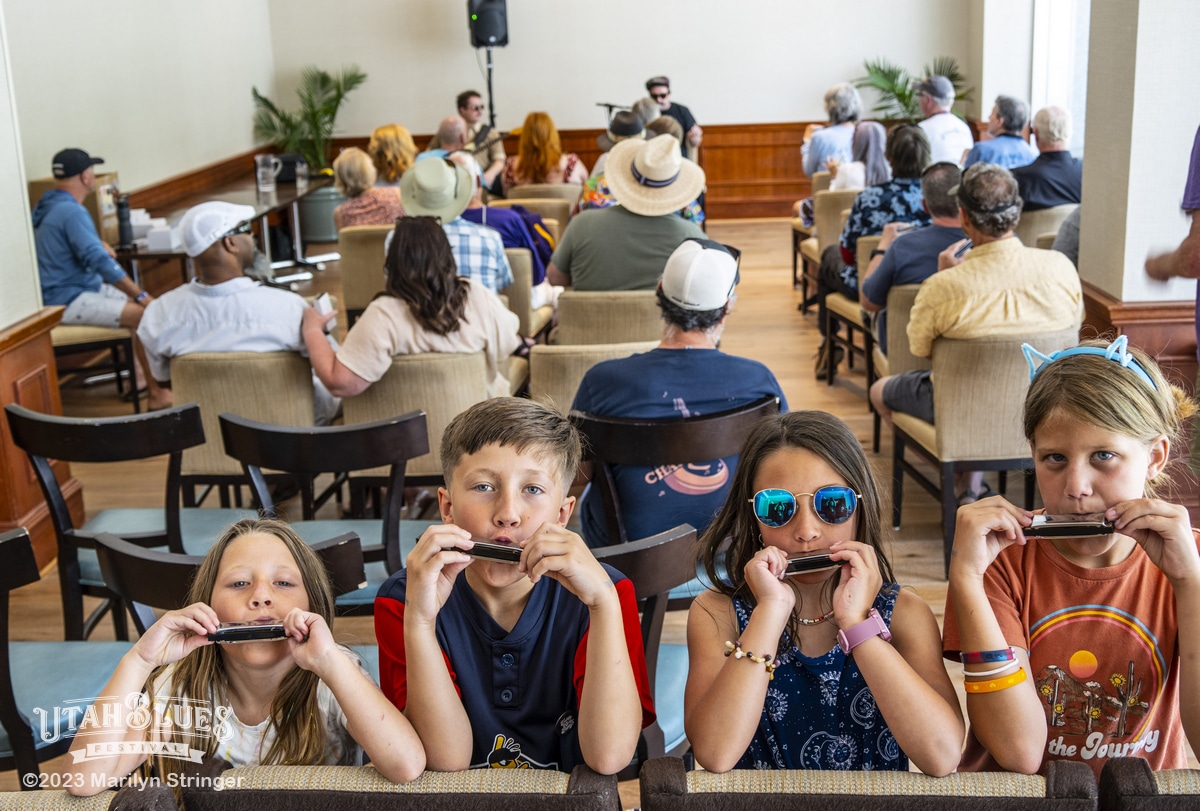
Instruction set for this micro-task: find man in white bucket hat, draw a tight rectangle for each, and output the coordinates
[547,134,705,291]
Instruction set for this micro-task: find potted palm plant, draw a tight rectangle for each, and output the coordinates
[854,57,972,122]
[252,65,367,242]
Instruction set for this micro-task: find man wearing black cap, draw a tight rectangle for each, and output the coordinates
[32,148,169,408]
[646,76,701,157]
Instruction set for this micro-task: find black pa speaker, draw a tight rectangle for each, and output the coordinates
[468,0,508,47]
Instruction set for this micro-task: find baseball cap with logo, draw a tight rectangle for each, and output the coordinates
[179,201,257,258]
[660,239,740,311]
[52,148,104,179]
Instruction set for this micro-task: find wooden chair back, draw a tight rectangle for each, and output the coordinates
[528,341,660,415]
[337,224,393,324]
[552,290,661,345]
[173,352,315,478]
[594,524,697,765]
[341,352,488,482]
[1014,203,1078,248]
[219,411,428,574]
[572,396,780,545]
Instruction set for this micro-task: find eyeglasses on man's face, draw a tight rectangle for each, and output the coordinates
[222,222,253,239]
[651,91,669,100]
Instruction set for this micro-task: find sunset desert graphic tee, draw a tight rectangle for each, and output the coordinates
[943,535,1194,777]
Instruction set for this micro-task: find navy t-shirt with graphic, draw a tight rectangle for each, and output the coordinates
[571,347,787,547]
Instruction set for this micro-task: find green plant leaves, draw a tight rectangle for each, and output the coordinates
[853,56,973,124]
[251,65,368,171]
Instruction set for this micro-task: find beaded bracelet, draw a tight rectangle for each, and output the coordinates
[959,647,1016,665]
[725,640,778,680]
[962,659,1021,679]
[963,668,1026,694]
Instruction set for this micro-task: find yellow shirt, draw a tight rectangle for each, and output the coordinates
[907,236,1083,359]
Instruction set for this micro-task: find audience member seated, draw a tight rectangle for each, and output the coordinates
[590,110,644,179]
[1012,106,1083,211]
[548,135,705,291]
[815,124,932,379]
[400,157,513,294]
[500,111,588,196]
[684,411,964,774]
[915,75,974,165]
[645,75,702,154]
[426,89,505,189]
[859,162,964,354]
[963,95,1037,169]
[139,201,340,424]
[303,217,520,398]
[801,83,862,177]
[422,116,468,162]
[578,113,704,226]
[870,163,1083,503]
[793,120,890,223]
[34,147,169,409]
[453,152,560,310]
[367,123,417,187]
[62,517,424,796]
[332,147,405,231]
[571,240,787,547]
[374,398,654,774]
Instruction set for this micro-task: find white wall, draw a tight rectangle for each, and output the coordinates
[0,3,39,329]
[268,0,971,137]
[3,0,275,192]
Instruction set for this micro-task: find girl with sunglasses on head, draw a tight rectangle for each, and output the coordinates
[943,338,1200,777]
[685,411,963,774]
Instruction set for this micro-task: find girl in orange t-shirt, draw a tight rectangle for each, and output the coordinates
[944,336,1200,777]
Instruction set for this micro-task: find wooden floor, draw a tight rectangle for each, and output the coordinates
[0,218,1112,799]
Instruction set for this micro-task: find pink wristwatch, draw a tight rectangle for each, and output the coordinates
[837,608,892,655]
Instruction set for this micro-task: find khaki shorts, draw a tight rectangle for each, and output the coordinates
[61,284,129,329]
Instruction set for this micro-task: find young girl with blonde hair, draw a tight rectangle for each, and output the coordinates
[944,337,1200,776]
[67,519,424,794]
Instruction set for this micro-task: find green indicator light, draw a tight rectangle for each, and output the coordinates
[471,13,478,19]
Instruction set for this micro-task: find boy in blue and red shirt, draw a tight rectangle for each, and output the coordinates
[375,398,654,773]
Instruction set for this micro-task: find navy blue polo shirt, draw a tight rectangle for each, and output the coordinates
[1012,151,1082,211]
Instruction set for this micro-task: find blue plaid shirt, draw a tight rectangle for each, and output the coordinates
[442,217,513,293]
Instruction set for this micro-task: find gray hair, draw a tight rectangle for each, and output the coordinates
[957,163,1022,237]
[824,83,862,126]
[631,97,661,125]
[1033,106,1072,144]
[994,95,1029,133]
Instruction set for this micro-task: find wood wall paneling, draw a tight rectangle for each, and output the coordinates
[0,308,82,567]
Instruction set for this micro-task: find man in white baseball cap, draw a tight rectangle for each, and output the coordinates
[137,201,340,422]
[570,239,787,547]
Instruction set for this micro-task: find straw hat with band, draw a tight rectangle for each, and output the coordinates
[605,134,705,217]
[399,158,473,222]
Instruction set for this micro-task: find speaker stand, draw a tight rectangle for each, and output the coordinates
[485,45,496,129]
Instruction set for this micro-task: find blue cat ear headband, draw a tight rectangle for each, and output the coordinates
[1022,335,1157,391]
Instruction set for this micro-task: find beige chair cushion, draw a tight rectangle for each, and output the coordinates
[873,345,889,377]
[856,234,882,274]
[342,352,489,479]
[825,291,862,323]
[51,324,133,346]
[687,768,1050,797]
[1014,203,1078,248]
[172,352,315,476]
[811,170,832,194]
[812,189,861,254]
[507,183,582,209]
[790,216,813,240]
[338,224,393,314]
[503,247,553,339]
[884,284,931,377]
[1036,232,1057,250]
[551,290,661,345]
[508,355,529,395]
[799,236,820,264]
[489,198,571,242]
[529,341,660,414]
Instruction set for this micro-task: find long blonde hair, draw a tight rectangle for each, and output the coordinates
[368,124,417,184]
[145,519,336,782]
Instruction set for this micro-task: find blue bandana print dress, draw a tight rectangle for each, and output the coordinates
[733,583,906,771]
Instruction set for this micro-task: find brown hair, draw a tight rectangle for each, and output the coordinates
[886,123,932,179]
[145,519,336,786]
[441,397,581,492]
[1024,338,1197,496]
[368,124,417,185]
[382,217,470,335]
[698,411,894,650]
[516,112,562,184]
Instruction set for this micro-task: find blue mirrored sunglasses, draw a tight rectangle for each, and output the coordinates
[748,486,860,527]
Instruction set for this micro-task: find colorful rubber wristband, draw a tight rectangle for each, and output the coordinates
[959,647,1015,665]
[963,660,1021,679]
[964,668,1027,694]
